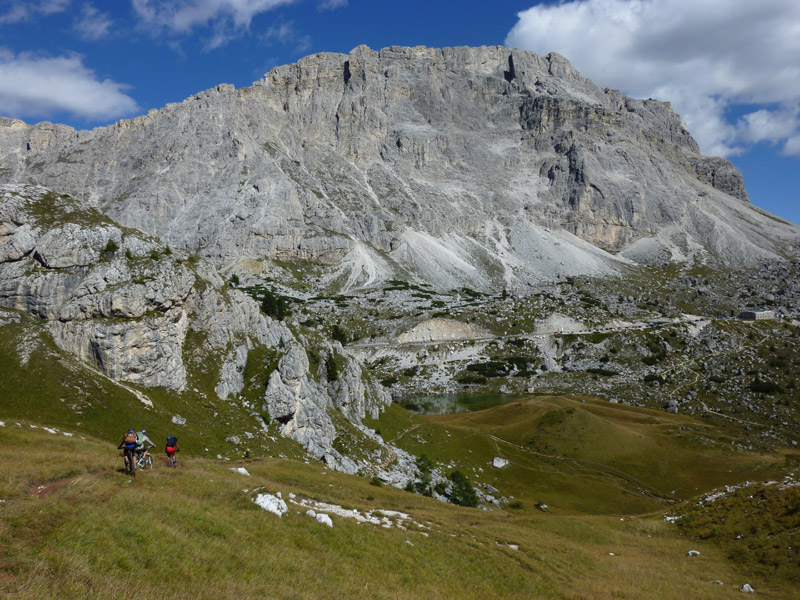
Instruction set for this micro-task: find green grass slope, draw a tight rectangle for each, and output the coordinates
[370,396,793,516]
[2,422,796,600]
[0,308,306,462]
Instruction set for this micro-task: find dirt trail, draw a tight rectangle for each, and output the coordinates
[28,469,111,499]
[388,423,422,444]
[698,401,764,427]
[368,423,425,475]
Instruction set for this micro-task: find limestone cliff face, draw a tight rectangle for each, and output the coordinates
[0,185,390,468]
[0,46,797,293]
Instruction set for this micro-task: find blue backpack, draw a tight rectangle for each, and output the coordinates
[166,435,178,447]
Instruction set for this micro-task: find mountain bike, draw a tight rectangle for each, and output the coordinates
[136,449,154,470]
[167,452,178,468]
[123,450,136,477]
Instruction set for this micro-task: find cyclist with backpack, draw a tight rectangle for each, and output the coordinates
[165,435,179,467]
[135,429,155,466]
[117,428,139,475]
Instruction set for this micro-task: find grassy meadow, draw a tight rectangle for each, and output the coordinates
[2,393,798,599]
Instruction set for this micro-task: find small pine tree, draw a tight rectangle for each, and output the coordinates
[326,356,339,382]
[449,470,479,507]
[260,289,290,321]
[413,454,434,496]
[331,324,349,344]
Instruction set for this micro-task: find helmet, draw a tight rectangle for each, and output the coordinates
[141,429,146,433]
[128,428,135,432]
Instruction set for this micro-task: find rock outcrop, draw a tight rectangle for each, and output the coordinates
[0,184,390,468]
[1,46,796,293]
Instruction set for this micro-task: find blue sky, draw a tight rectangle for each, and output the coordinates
[1,0,798,224]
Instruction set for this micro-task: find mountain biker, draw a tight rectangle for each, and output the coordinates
[117,428,138,474]
[135,429,155,463]
[165,435,179,466]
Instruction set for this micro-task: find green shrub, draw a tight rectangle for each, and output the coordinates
[643,351,666,366]
[104,239,119,254]
[370,477,383,487]
[448,471,479,507]
[466,361,508,377]
[326,357,339,382]
[749,379,783,394]
[260,289,290,321]
[586,367,618,376]
[331,324,349,344]
[456,373,487,385]
[586,332,610,344]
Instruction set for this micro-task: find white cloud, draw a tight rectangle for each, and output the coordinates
[0,0,70,24]
[261,20,309,54]
[506,0,800,157]
[318,0,346,10]
[132,0,297,45]
[0,50,139,122]
[73,3,113,40]
[784,135,800,157]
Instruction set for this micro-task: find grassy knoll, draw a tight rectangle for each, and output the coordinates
[373,396,792,516]
[2,413,797,599]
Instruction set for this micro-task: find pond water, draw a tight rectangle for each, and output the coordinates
[396,393,524,415]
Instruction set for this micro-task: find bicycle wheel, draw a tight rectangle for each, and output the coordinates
[125,454,135,476]
[145,454,153,469]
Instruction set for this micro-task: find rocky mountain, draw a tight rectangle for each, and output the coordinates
[2,45,799,476]
[1,45,797,294]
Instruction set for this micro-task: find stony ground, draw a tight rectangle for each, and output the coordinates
[255,259,800,451]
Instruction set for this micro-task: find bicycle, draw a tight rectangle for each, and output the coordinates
[123,450,136,477]
[167,452,178,468]
[136,449,154,470]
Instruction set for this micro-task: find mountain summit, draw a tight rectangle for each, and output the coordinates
[1,45,797,292]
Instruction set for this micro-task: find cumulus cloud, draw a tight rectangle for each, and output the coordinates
[0,0,70,24]
[132,0,297,47]
[0,50,139,122]
[73,3,113,40]
[506,0,800,157]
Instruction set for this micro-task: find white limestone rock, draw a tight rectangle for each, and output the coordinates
[254,493,288,517]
